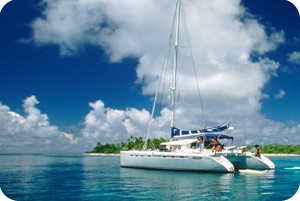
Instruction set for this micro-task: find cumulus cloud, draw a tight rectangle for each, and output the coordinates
[3,0,293,150]
[81,100,152,144]
[60,132,79,144]
[287,51,300,64]
[1,95,299,153]
[275,90,286,99]
[0,97,151,153]
[31,0,172,59]
[0,96,79,153]
[30,0,283,98]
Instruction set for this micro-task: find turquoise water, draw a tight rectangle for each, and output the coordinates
[0,154,299,201]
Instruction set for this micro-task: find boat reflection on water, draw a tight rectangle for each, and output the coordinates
[119,167,278,200]
[119,167,235,200]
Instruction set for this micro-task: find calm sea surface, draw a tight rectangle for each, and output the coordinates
[0,154,299,201]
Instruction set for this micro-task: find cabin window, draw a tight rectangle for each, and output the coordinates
[158,145,169,152]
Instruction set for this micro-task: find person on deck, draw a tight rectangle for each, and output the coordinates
[211,136,220,151]
[198,136,204,152]
[255,145,261,158]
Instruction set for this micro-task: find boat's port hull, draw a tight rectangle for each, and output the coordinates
[120,151,234,173]
[223,154,275,170]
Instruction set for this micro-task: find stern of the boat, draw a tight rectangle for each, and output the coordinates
[226,153,275,170]
[259,154,275,169]
[211,155,235,173]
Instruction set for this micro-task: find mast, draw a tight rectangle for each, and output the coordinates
[171,0,181,128]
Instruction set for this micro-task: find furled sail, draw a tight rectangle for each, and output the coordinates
[171,124,230,138]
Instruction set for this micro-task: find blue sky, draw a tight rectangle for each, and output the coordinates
[0,0,149,126]
[243,0,300,123]
[0,0,299,153]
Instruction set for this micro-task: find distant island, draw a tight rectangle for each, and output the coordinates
[87,136,166,154]
[87,136,300,155]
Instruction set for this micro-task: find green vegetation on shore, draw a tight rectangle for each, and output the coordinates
[88,136,167,154]
[247,144,300,154]
[88,136,300,154]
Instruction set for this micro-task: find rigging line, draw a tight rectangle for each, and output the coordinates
[143,47,169,150]
[176,46,189,102]
[157,8,178,128]
[157,45,172,132]
[172,2,196,129]
[143,50,169,150]
[181,3,206,129]
[222,89,234,127]
[143,1,178,149]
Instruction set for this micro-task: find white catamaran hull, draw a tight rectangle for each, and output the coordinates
[120,150,234,173]
[224,154,275,170]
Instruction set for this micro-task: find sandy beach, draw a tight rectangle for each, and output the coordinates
[83,153,299,157]
[263,153,300,156]
[83,153,120,156]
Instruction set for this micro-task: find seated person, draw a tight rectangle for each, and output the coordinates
[254,145,261,158]
[216,144,223,152]
[211,136,220,150]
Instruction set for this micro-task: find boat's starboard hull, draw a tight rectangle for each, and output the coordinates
[120,150,234,173]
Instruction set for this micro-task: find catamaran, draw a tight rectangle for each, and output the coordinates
[120,0,275,173]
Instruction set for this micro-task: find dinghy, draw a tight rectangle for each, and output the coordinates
[239,169,268,175]
[284,166,300,170]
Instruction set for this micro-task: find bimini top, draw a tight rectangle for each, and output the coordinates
[161,135,233,147]
[171,124,232,138]
[202,134,233,140]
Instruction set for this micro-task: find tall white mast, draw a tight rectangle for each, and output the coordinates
[171,0,181,128]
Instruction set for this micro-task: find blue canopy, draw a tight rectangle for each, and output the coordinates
[200,134,233,140]
[171,124,230,138]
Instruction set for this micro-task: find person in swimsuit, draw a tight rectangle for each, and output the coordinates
[255,145,261,158]
[211,136,219,151]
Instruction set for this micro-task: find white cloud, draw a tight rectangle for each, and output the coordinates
[0,96,80,153]
[31,0,172,60]
[275,90,286,99]
[287,51,300,64]
[60,132,79,144]
[81,100,151,144]
[30,1,286,138]
[1,95,299,153]
[30,0,284,105]
[0,96,162,153]
[0,0,293,152]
